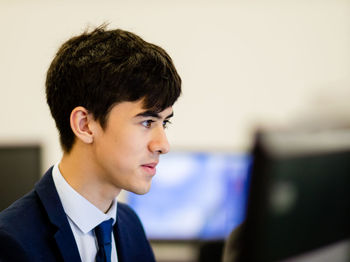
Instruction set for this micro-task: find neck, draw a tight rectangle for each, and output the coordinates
[59,143,121,213]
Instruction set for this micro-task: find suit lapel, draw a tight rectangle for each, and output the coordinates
[114,209,131,262]
[35,167,81,262]
[114,216,125,262]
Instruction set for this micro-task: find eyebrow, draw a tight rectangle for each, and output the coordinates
[135,110,174,119]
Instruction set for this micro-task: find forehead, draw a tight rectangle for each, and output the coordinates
[107,99,173,120]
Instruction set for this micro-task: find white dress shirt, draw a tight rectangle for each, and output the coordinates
[52,163,118,262]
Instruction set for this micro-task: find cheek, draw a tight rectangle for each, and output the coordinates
[95,126,149,164]
[118,129,150,153]
[117,138,146,162]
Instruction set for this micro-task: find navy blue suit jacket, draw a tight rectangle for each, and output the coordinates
[0,167,156,262]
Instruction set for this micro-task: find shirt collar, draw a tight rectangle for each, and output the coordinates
[52,163,117,234]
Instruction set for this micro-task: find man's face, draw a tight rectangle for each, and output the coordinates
[90,99,173,195]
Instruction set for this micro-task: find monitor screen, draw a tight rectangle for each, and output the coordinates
[0,144,41,211]
[238,128,350,261]
[127,151,252,240]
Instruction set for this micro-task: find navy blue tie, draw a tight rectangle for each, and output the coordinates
[95,218,114,262]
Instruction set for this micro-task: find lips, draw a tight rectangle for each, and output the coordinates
[141,162,158,176]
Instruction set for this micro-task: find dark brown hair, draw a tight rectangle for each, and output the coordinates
[46,26,181,152]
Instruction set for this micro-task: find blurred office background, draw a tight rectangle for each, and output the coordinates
[1,1,350,261]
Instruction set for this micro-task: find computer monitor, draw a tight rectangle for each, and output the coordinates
[127,151,252,240]
[238,128,350,261]
[0,144,41,211]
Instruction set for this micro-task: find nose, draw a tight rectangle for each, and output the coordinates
[148,126,170,155]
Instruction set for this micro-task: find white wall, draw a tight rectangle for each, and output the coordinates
[1,0,350,172]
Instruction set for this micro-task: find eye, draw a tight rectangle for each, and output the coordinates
[163,120,172,129]
[141,120,154,128]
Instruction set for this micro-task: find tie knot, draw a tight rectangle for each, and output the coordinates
[95,218,114,245]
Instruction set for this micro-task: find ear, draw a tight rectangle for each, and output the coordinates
[70,106,95,144]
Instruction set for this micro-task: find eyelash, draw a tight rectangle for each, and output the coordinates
[163,120,171,129]
[142,120,154,128]
[141,120,172,129]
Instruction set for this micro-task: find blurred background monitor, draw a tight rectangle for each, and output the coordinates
[238,128,350,261]
[127,151,252,241]
[0,144,41,211]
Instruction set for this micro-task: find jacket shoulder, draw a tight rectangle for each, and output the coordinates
[0,190,51,261]
[0,171,63,261]
[118,202,141,220]
[116,202,156,262]
[0,228,31,261]
[0,190,43,234]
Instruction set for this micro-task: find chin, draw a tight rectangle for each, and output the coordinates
[130,184,152,195]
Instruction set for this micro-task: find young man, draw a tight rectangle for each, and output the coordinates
[0,26,181,262]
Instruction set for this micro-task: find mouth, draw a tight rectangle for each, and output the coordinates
[141,162,158,176]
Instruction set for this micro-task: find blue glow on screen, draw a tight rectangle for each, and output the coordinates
[127,152,252,240]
